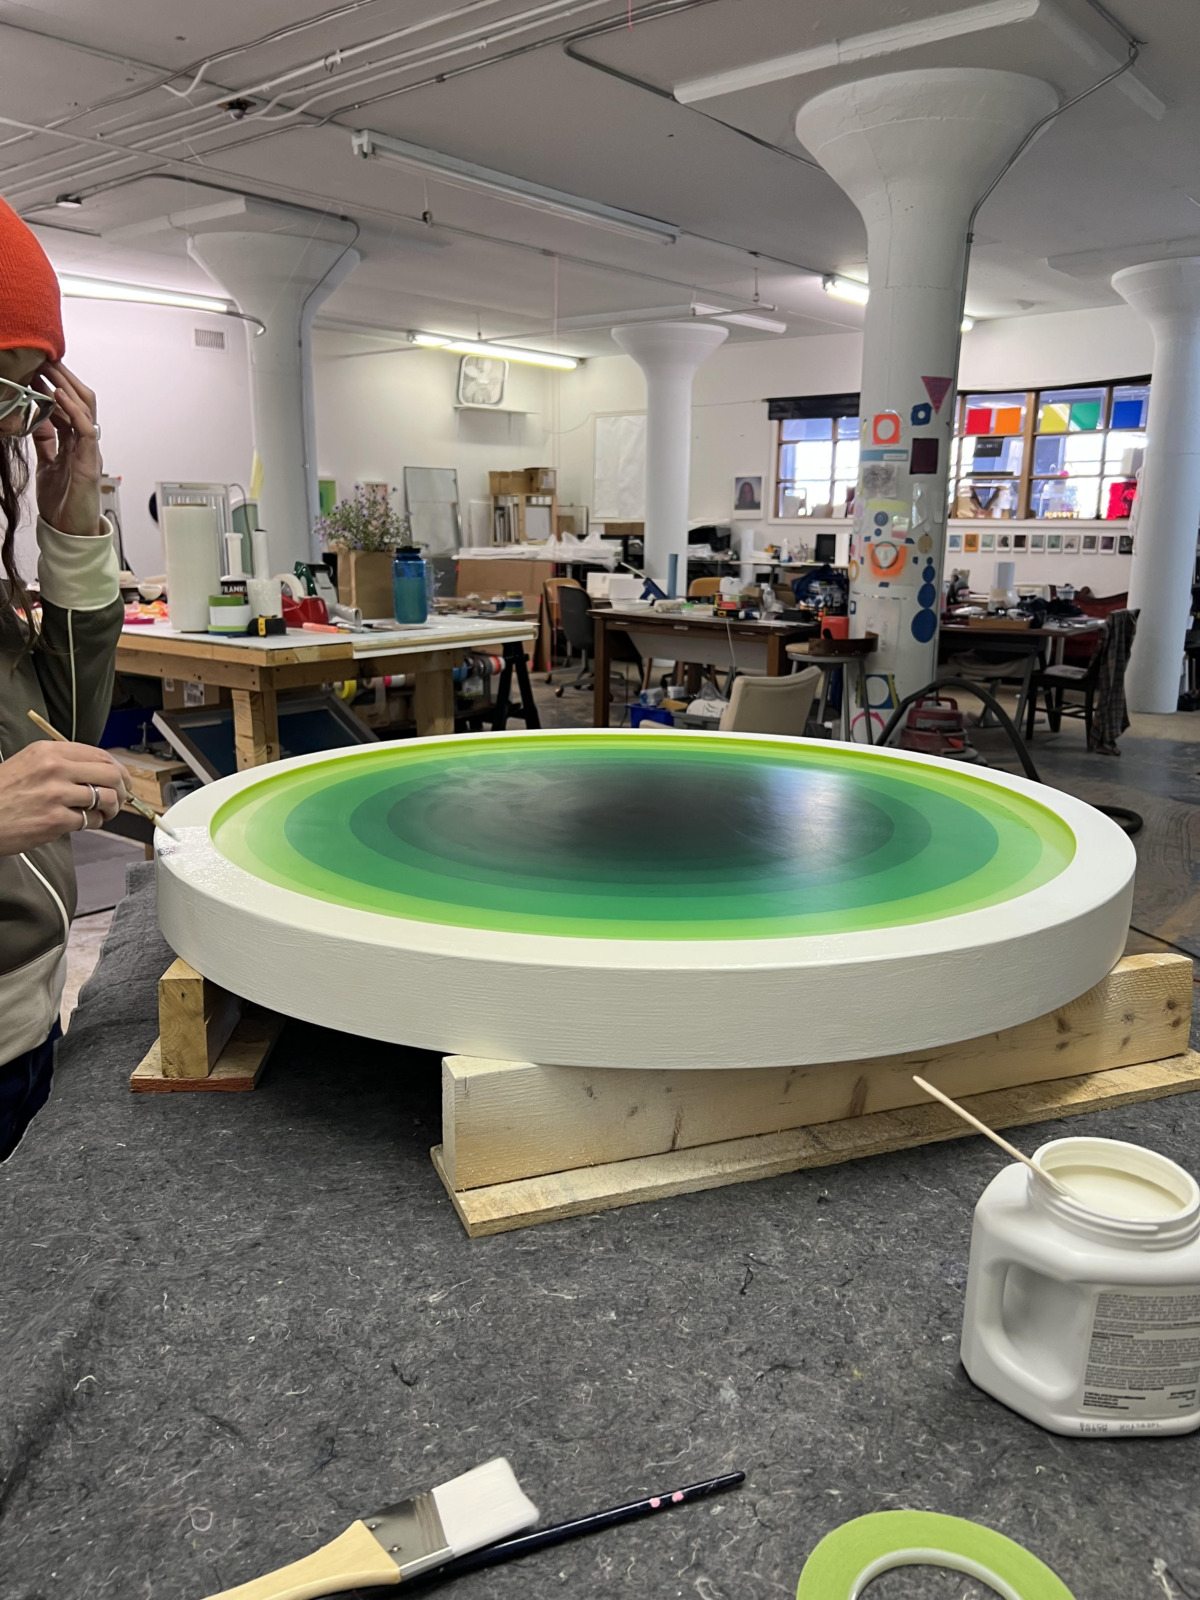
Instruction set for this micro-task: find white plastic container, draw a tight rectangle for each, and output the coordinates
[961,1136,1200,1436]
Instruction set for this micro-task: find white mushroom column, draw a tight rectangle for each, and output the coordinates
[796,69,1057,697]
[188,230,360,571]
[611,321,728,593]
[1111,259,1200,713]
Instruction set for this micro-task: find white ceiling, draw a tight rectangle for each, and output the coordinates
[1,0,1196,358]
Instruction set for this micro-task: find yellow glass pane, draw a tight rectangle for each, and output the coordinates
[1039,402,1069,434]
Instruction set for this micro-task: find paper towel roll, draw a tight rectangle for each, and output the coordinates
[252,528,270,580]
[163,505,221,632]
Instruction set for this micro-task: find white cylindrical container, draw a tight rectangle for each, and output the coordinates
[961,1137,1200,1436]
[163,505,222,633]
[246,576,284,618]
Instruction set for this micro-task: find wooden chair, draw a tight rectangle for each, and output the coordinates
[1024,611,1136,744]
[688,575,722,599]
[719,667,822,736]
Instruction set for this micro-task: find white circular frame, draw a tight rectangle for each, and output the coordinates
[156,730,1135,1070]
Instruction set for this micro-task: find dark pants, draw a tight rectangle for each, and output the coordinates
[0,1021,61,1162]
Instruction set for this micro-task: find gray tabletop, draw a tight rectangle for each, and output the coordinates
[2,865,1198,1599]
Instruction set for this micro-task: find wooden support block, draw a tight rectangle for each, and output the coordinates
[231,685,279,768]
[412,664,456,736]
[131,1005,284,1092]
[158,957,243,1078]
[441,953,1192,1191]
[432,1051,1200,1237]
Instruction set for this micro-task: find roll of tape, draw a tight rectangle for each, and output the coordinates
[795,1512,1075,1600]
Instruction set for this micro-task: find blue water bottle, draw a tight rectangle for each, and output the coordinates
[392,546,429,624]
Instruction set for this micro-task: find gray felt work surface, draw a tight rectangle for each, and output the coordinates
[2,864,1199,1600]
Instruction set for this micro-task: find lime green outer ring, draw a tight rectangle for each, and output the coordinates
[796,1512,1076,1599]
[209,733,1077,943]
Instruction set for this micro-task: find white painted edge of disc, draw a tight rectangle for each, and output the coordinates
[156,729,1135,1069]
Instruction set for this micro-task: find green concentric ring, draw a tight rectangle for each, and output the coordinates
[209,733,1076,941]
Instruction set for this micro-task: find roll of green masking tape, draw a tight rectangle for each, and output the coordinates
[796,1511,1076,1600]
[208,732,1075,941]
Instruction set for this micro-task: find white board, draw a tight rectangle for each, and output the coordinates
[593,413,646,521]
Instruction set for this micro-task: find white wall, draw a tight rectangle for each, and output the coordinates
[311,331,555,529]
[16,297,256,580]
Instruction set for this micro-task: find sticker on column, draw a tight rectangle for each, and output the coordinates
[862,461,900,499]
[910,437,939,475]
[910,401,933,426]
[871,411,902,445]
[921,376,953,414]
[795,1511,1076,1599]
[911,555,940,642]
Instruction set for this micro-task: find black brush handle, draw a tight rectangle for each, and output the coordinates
[429,1470,745,1582]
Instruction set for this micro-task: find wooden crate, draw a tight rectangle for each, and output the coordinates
[432,954,1199,1235]
[107,746,192,810]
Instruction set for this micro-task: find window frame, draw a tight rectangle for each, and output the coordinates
[773,414,859,522]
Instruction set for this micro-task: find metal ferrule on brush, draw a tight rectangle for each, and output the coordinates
[363,1493,454,1580]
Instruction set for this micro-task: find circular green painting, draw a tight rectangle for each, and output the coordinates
[208,733,1075,942]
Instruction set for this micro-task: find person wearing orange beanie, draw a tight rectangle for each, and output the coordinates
[0,195,132,1161]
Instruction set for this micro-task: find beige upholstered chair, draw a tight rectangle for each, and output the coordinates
[719,666,822,736]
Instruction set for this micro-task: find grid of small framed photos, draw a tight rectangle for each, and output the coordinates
[946,529,1132,555]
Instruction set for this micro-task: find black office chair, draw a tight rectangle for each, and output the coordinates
[555,584,643,696]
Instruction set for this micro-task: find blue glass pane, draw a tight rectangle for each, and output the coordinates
[1111,397,1146,430]
[837,417,860,439]
[1033,436,1066,475]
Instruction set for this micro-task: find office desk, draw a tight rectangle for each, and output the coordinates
[591,607,810,727]
[117,616,538,767]
[941,618,1105,666]
[939,619,1105,732]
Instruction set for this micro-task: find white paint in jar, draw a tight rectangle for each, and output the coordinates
[961,1136,1200,1436]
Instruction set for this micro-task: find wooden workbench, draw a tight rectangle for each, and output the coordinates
[117,617,538,768]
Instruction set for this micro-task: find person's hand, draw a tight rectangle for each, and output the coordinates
[32,363,103,537]
[0,740,132,855]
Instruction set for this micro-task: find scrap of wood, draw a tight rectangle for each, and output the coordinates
[432,1050,1200,1237]
[131,1005,283,1092]
[441,953,1192,1190]
[158,957,243,1078]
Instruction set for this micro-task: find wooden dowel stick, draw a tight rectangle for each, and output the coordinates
[27,708,180,841]
[911,1074,1070,1196]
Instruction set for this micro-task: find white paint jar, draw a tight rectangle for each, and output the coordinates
[961,1136,1200,1436]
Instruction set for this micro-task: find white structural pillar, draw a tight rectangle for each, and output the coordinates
[188,230,360,571]
[611,321,728,592]
[796,69,1057,696]
[1111,259,1200,713]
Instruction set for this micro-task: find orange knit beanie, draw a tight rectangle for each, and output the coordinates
[0,196,65,361]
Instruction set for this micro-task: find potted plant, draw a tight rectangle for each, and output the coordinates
[316,485,412,618]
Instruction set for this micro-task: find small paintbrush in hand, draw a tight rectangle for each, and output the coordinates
[27,707,180,840]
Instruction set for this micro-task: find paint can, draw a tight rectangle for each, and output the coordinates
[961,1137,1200,1436]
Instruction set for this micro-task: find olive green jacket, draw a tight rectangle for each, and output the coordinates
[1,518,122,1066]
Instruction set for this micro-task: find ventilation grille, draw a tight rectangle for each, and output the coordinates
[194,327,226,350]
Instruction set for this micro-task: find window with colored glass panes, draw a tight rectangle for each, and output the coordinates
[949,381,1148,521]
[775,416,860,518]
[951,393,1026,519]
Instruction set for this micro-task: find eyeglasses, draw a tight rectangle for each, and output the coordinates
[0,375,55,436]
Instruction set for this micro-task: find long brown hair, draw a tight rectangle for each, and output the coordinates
[1,436,33,651]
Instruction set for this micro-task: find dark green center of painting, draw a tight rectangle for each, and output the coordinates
[210,734,1076,940]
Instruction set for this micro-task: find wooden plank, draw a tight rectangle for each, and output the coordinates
[412,665,456,736]
[441,954,1192,1189]
[231,686,279,768]
[131,1006,284,1092]
[432,1050,1200,1237]
[158,956,243,1078]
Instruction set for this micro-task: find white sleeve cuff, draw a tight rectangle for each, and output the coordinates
[36,516,121,611]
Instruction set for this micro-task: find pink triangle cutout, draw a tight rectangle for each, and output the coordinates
[922,376,953,414]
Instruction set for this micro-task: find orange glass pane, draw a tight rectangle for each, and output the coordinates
[994,406,1022,436]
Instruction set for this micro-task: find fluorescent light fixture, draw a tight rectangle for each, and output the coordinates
[410,332,579,370]
[822,274,870,305]
[353,129,679,246]
[57,273,234,315]
[55,194,84,209]
[692,300,787,334]
[821,276,974,331]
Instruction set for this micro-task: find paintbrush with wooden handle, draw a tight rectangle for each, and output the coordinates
[27,707,180,840]
[201,1458,539,1599]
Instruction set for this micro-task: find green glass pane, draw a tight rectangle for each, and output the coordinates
[1068,400,1101,431]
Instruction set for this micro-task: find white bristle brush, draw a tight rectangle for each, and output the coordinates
[201,1458,539,1599]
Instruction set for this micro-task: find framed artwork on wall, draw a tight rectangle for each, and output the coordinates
[733,475,763,515]
[1046,532,1063,552]
[947,532,963,551]
[1118,533,1134,555]
[1081,533,1098,552]
[1013,533,1028,550]
[996,532,1012,551]
[963,532,980,553]
[1100,533,1117,553]
[980,532,996,551]
[1029,533,1045,552]
[1063,533,1081,553]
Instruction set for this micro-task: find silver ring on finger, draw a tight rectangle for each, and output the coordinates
[85,783,100,812]
[77,808,89,830]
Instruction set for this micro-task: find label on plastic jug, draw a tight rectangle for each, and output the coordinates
[1080,1286,1200,1427]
